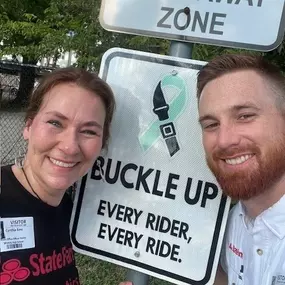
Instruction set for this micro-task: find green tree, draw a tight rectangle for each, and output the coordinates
[0,0,169,105]
[0,0,68,105]
[193,40,285,73]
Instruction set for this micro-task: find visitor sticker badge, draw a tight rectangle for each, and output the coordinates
[0,217,35,252]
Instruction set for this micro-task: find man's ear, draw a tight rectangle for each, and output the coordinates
[23,119,32,140]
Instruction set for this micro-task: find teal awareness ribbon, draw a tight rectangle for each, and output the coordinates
[139,74,187,152]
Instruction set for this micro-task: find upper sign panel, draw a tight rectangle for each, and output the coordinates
[99,0,285,51]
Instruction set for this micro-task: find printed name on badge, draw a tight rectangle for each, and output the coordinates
[0,217,35,252]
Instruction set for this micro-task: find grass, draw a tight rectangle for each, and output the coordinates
[76,254,174,285]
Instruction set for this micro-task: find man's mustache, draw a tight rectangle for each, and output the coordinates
[212,145,259,160]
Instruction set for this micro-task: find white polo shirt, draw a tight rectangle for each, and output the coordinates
[220,194,285,285]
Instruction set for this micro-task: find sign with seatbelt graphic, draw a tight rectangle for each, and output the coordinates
[71,48,231,285]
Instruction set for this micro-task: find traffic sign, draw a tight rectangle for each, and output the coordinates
[70,48,231,285]
[99,0,285,51]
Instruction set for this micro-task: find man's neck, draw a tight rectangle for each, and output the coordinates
[242,175,285,218]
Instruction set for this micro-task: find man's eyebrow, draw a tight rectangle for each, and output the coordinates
[198,102,261,124]
[230,102,261,112]
[45,111,103,129]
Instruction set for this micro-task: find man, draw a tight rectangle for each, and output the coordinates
[197,54,285,285]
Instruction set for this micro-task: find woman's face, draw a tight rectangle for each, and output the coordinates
[23,83,106,193]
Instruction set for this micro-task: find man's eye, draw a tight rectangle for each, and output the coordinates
[238,114,255,120]
[47,120,62,127]
[203,123,218,130]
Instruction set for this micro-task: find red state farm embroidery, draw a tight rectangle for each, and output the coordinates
[0,259,30,285]
[0,245,74,284]
[229,243,243,258]
[30,246,74,276]
[65,277,80,285]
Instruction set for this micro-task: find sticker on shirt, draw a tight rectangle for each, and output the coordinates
[272,274,285,285]
[0,217,35,252]
[228,263,244,285]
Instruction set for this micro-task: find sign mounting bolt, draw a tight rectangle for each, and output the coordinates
[134,251,140,258]
[184,7,190,15]
[171,70,178,76]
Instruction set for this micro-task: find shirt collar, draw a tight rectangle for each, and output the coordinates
[261,194,285,239]
[238,202,255,230]
[238,194,285,239]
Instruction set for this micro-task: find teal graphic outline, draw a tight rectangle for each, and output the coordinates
[139,74,188,152]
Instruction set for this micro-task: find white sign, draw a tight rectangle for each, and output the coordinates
[70,48,231,285]
[99,0,285,51]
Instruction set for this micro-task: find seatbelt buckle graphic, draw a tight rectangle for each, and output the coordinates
[160,122,180,157]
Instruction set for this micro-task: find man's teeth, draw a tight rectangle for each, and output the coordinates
[225,154,252,165]
[50,158,76,168]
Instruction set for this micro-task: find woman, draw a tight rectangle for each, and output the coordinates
[0,67,115,285]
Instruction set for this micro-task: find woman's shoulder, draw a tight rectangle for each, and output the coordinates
[1,164,15,186]
[60,190,74,217]
[1,164,13,174]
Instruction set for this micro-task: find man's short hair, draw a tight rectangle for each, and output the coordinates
[196,54,285,113]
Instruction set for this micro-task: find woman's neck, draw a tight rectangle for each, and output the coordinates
[12,164,65,207]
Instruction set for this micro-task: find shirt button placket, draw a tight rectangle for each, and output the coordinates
[252,219,267,285]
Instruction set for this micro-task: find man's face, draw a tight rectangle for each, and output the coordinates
[198,70,285,200]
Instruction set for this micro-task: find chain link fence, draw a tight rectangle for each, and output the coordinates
[1,61,54,166]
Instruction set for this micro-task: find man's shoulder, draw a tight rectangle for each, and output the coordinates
[220,202,244,274]
[224,202,243,238]
[228,202,241,220]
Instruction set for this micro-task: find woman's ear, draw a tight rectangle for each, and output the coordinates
[23,119,32,140]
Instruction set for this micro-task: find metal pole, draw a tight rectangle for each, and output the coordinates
[169,41,193,59]
[126,269,150,285]
[125,40,194,285]
[67,50,72,66]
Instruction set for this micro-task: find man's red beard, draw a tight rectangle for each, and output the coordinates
[206,136,285,200]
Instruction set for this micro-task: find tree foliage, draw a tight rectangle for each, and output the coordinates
[193,41,285,73]
[0,0,169,70]
[0,0,169,105]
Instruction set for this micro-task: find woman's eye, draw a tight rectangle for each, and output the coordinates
[47,120,62,128]
[82,130,98,136]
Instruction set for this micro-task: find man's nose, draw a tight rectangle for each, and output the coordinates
[216,124,241,150]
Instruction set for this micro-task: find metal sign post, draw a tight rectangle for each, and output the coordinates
[126,269,150,285]
[169,41,193,59]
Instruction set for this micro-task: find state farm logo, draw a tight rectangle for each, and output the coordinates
[0,259,30,285]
